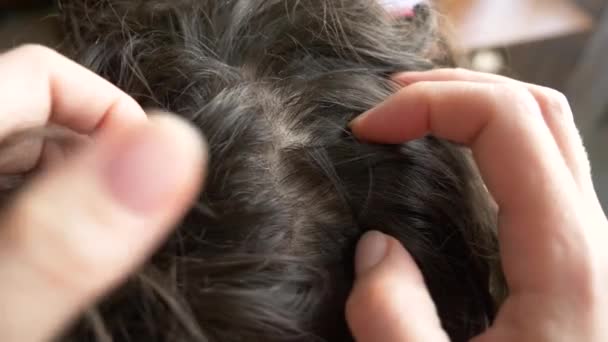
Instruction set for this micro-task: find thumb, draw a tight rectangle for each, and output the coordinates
[346,231,450,342]
[0,114,206,342]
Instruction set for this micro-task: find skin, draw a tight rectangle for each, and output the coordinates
[346,68,608,341]
[0,45,206,341]
[0,44,605,341]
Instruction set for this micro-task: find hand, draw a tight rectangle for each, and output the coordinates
[0,45,206,341]
[346,68,608,341]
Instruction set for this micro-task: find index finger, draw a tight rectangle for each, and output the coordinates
[0,45,146,139]
[350,80,585,293]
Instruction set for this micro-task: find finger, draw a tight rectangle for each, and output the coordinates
[0,134,44,174]
[346,231,449,342]
[0,44,146,139]
[393,69,592,193]
[0,125,89,174]
[0,114,206,342]
[350,81,586,294]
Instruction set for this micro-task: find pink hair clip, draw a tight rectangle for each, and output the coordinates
[379,0,426,18]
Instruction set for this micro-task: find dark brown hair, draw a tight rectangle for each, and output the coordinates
[55,1,501,341]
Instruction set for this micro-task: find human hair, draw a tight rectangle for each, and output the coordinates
[55,1,502,341]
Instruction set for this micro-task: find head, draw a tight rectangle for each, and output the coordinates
[57,0,501,341]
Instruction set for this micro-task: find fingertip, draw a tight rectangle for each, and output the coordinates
[348,111,371,139]
[347,232,448,342]
[349,87,429,144]
[356,232,424,284]
[149,112,209,195]
[355,231,390,276]
[102,113,206,214]
[147,112,209,171]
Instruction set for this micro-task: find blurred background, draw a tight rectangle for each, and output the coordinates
[1,0,607,209]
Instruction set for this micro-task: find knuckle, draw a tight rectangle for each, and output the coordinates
[536,87,572,119]
[492,83,539,113]
[11,44,58,64]
[452,67,472,76]
[548,88,569,106]
[493,83,531,101]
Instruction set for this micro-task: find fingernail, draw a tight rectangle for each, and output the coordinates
[391,72,417,85]
[348,111,370,129]
[103,122,192,213]
[355,231,390,276]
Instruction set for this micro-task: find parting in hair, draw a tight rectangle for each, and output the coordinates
[55,1,503,341]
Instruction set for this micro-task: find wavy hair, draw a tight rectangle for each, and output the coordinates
[56,1,502,341]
